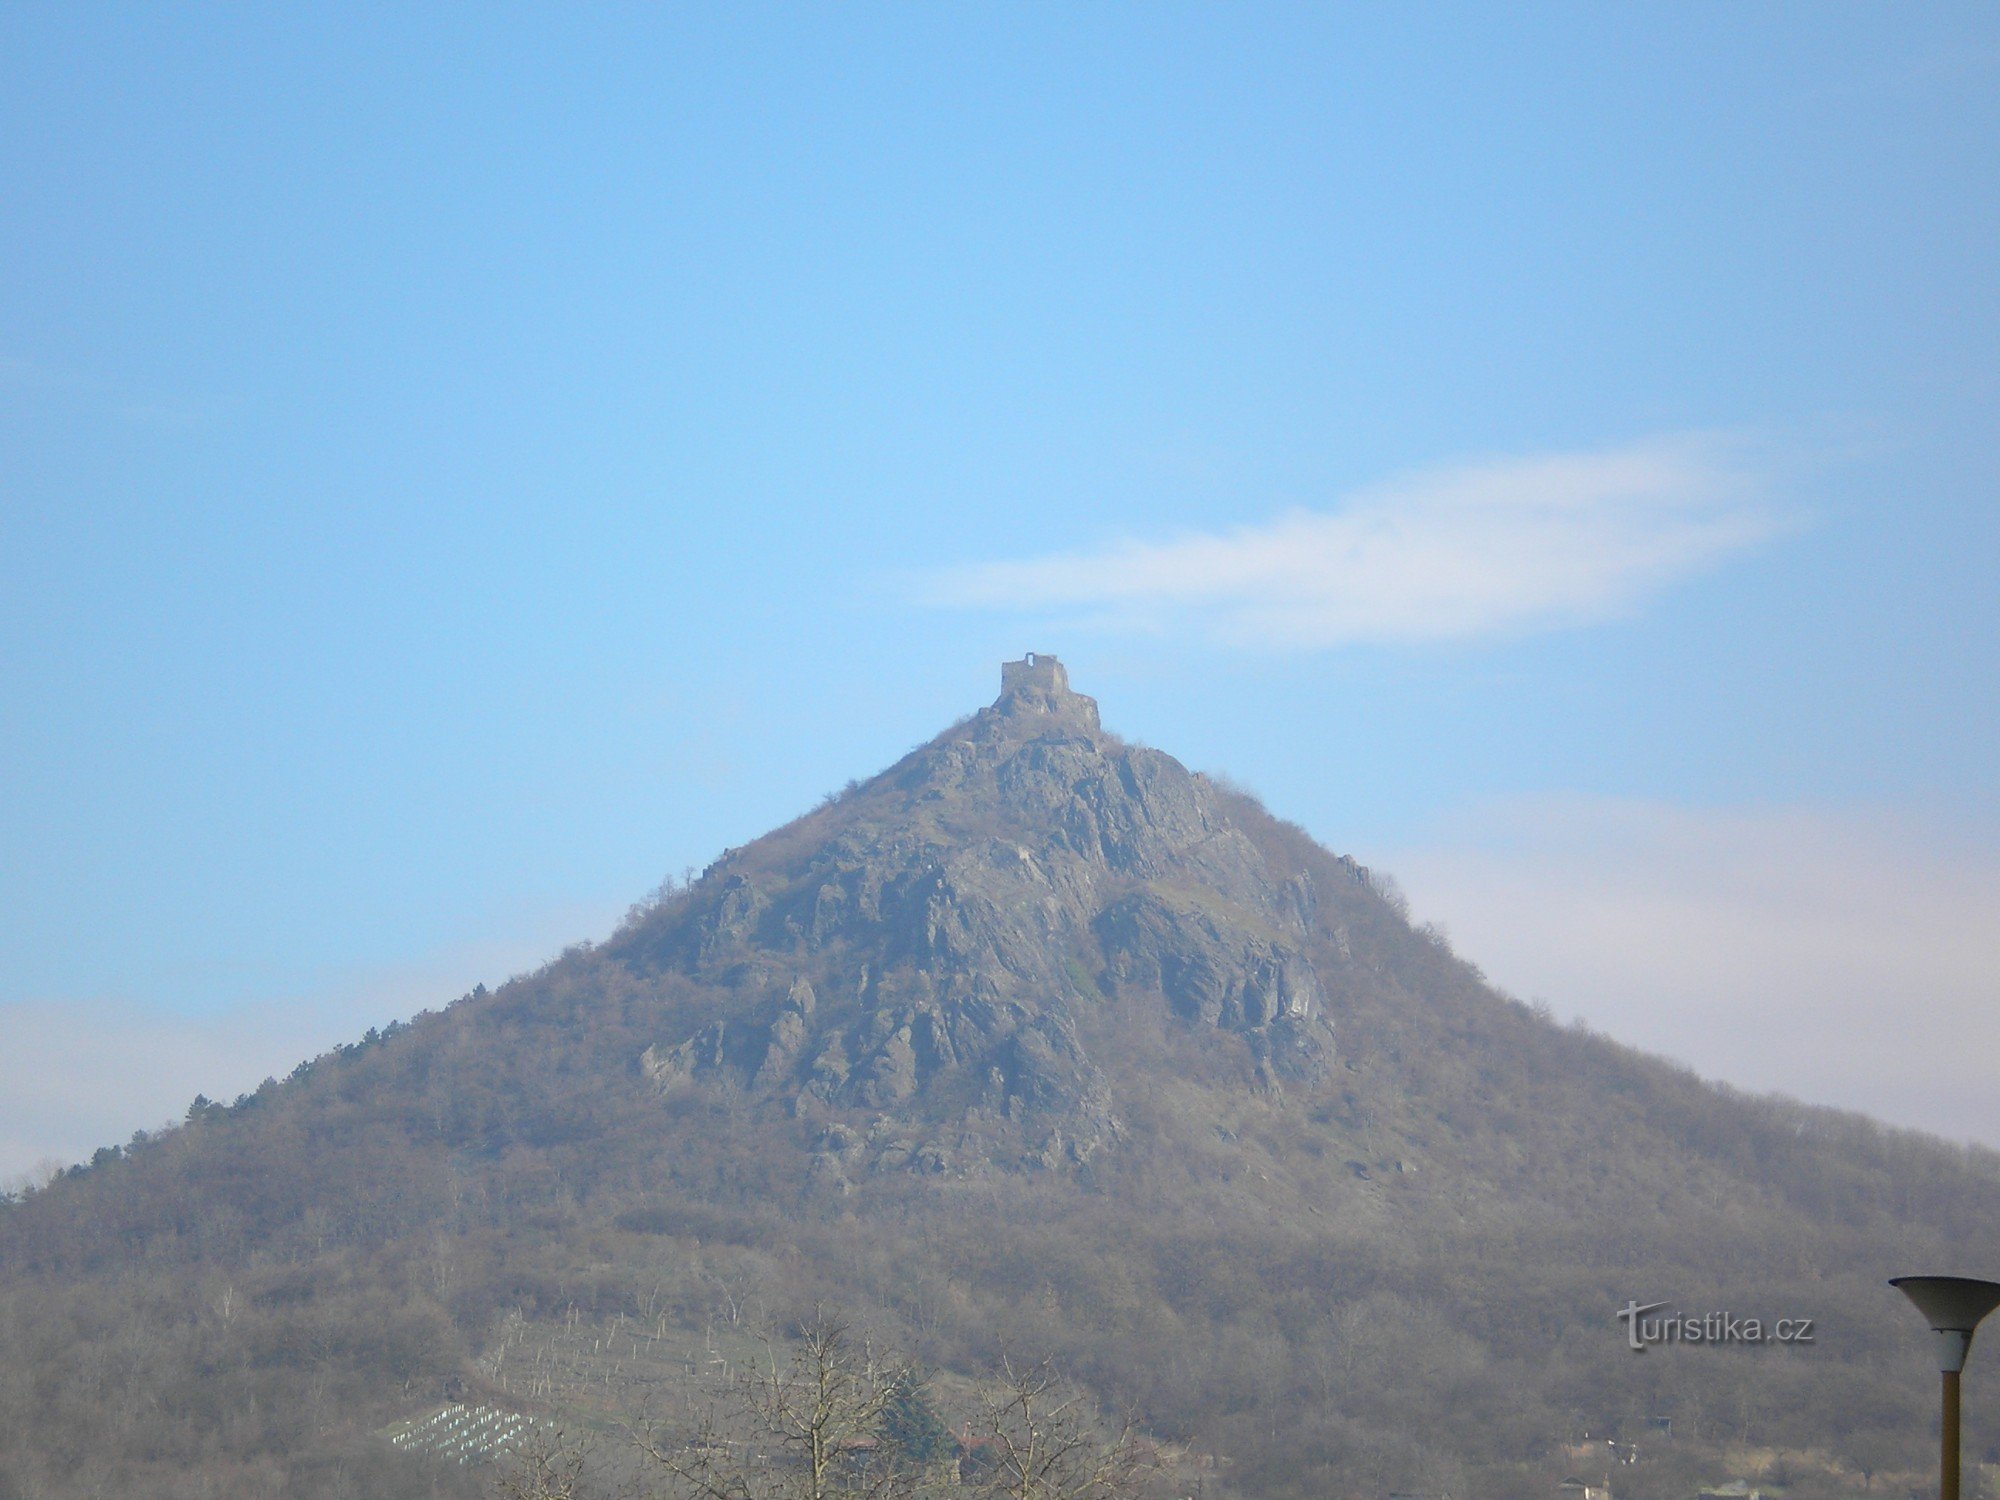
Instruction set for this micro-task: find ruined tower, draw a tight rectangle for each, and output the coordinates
[1000,652,1068,696]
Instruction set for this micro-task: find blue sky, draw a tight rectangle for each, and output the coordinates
[3,5,1997,1175]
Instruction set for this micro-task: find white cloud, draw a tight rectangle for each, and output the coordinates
[923,436,1789,647]
[1386,797,2000,1146]
[0,908,618,1184]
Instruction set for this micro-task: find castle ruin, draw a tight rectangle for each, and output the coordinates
[1000,652,1069,696]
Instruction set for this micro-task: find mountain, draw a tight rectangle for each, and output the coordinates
[3,657,1995,1500]
[627,652,1332,1183]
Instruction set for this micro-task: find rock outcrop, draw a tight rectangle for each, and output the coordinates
[618,656,1337,1177]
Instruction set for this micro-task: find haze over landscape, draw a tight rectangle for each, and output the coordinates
[3,26,2000,1496]
[6,653,2000,1499]
[3,14,2000,1500]
[6,7,1997,1180]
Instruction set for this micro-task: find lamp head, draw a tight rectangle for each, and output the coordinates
[1891,1276,2000,1373]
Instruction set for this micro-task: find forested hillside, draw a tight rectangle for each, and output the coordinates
[1,660,1989,1500]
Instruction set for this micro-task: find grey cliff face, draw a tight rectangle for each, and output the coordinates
[626,657,1336,1179]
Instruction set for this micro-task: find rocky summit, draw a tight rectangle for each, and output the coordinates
[623,655,1334,1180]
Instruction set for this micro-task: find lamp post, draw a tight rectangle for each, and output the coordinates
[1891,1276,2000,1500]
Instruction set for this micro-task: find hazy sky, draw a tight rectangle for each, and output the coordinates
[4,6,1997,1178]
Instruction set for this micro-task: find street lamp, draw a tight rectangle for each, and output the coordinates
[1891,1275,2000,1500]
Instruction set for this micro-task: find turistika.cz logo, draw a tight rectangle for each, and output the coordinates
[1616,1300,1816,1352]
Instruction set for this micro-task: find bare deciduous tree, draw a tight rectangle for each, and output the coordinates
[494,1423,596,1500]
[633,1309,911,1500]
[607,1311,1152,1500]
[966,1359,1152,1500]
